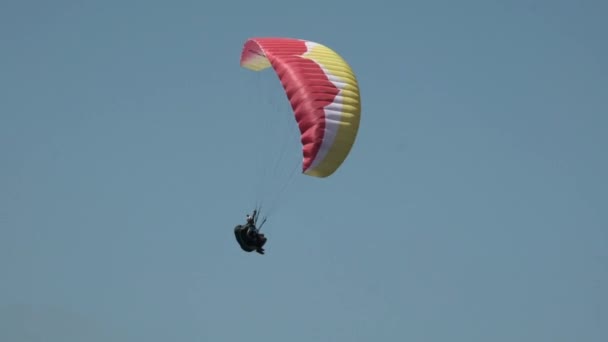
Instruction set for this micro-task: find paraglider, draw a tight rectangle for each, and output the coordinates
[234,210,267,255]
[233,36,362,254]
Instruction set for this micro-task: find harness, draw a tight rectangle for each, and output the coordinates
[234,225,259,252]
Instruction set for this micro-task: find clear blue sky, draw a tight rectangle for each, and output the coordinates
[1,0,606,341]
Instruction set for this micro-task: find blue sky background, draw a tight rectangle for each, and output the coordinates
[1,0,606,341]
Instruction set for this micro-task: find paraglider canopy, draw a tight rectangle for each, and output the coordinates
[240,37,362,178]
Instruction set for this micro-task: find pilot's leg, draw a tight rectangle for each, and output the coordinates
[258,235,267,247]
